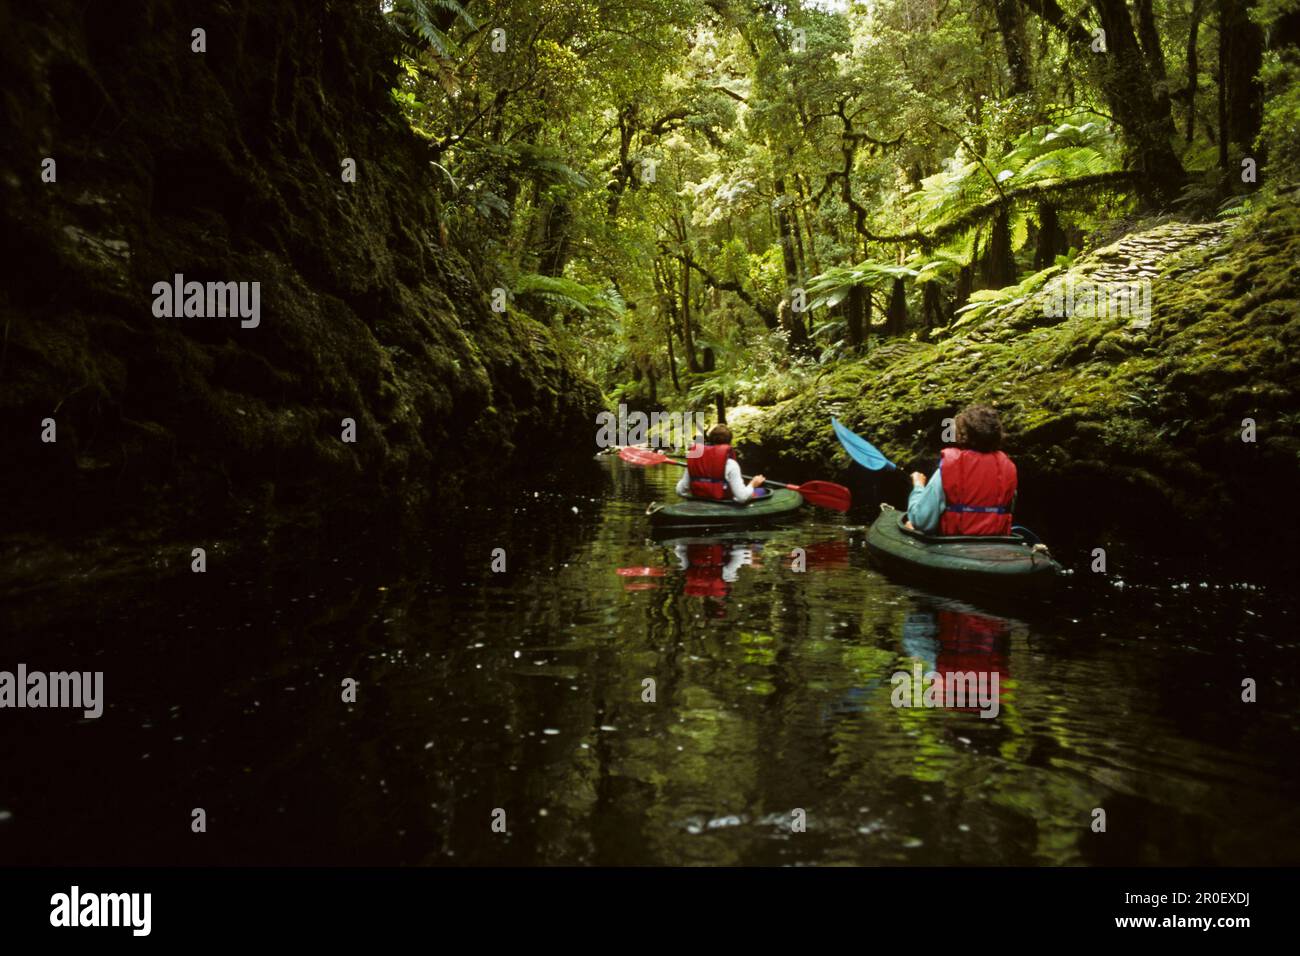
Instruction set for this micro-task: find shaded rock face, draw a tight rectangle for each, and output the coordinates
[742,201,1300,569]
[0,1,599,539]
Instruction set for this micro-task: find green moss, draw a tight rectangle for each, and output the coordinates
[0,0,601,539]
[744,202,1300,547]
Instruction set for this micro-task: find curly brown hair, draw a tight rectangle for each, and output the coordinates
[706,424,733,444]
[954,405,1004,452]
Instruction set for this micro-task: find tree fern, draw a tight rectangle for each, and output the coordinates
[946,265,1063,331]
[384,0,475,59]
[902,117,1120,236]
[805,261,917,310]
[514,274,623,320]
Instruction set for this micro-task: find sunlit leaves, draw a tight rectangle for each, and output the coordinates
[805,261,918,311]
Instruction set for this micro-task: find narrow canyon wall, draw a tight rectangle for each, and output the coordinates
[0,1,599,540]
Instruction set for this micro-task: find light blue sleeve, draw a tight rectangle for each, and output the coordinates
[906,467,945,534]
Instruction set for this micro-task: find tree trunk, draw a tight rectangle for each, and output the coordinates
[778,297,811,351]
[921,281,943,339]
[1092,0,1185,203]
[680,254,699,372]
[1033,200,1065,269]
[991,0,1032,94]
[846,284,866,352]
[952,264,975,319]
[536,199,572,278]
[863,286,874,351]
[664,319,680,392]
[1134,0,1171,119]
[1218,0,1265,169]
[980,208,1018,288]
[774,176,801,284]
[607,106,636,217]
[795,174,822,276]
[773,172,809,352]
[653,259,682,391]
[1184,0,1205,142]
[885,278,908,337]
[1022,0,1186,205]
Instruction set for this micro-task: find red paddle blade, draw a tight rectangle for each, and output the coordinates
[788,480,852,512]
[618,446,677,467]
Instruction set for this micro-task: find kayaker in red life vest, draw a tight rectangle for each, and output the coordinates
[906,405,1017,535]
[675,424,768,502]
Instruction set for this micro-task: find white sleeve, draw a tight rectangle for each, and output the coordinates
[725,459,753,502]
[721,547,747,581]
[676,471,691,497]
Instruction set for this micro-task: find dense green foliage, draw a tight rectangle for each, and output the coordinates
[743,200,1300,550]
[386,0,1298,419]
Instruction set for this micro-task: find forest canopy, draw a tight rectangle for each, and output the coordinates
[383,0,1300,420]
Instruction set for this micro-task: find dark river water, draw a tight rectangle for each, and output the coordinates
[2,459,1298,866]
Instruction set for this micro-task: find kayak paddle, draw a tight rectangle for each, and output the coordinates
[832,417,898,471]
[617,446,852,512]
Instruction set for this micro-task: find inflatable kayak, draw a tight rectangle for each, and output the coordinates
[647,488,804,530]
[866,504,1063,594]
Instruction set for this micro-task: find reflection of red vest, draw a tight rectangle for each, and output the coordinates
[684,543,728,597]
[938,447,1017,536]
[687,443,735,500]
[935,610,1009,711]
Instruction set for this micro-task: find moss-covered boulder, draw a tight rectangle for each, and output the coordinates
[741,197,1300,565]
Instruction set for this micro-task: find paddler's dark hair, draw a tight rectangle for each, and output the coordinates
[954,405,1004,452]
[706,424,733,445]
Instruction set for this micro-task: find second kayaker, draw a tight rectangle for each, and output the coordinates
[906,405,1017,535]
[676,424,768,502]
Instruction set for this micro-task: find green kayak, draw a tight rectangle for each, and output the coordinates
[866,504,1063,594]
[647,488,804,530]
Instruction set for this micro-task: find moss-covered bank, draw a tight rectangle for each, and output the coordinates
[0,1,599,545]
[740,197,1300,569]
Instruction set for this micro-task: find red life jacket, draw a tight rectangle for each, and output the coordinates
[935,610,1009,712]
[938,446,1017,536]
[686,443,736,500]
[684,543,729,597]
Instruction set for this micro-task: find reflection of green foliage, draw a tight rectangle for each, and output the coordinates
[737,631,777,668]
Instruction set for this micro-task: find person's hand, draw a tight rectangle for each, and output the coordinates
[750,474,766,487]
[910,471,927,488]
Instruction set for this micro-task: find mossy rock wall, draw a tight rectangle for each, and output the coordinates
[0,1,600,539]
[743,199,1300,566]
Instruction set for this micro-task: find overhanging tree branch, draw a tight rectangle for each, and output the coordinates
[659,244,778,329]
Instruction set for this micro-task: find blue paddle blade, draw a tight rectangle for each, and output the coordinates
[832,417,898,471]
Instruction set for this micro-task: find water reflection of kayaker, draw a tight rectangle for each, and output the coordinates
[902,605,1010,713]
[674,540,761,597]
[675,425,768,502]
[906,405,1017,535]
[935,609,1009,712]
